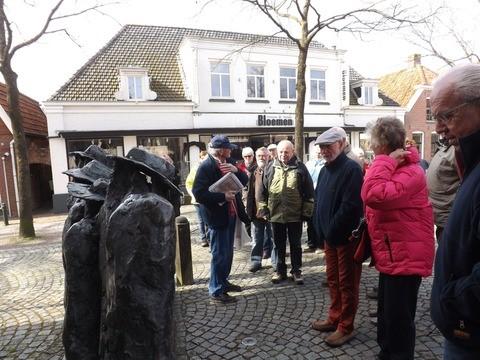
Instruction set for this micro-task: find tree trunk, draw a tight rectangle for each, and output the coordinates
[295,45,308,161]
[1,62,35,238]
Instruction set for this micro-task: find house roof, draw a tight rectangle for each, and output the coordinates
[378,64,438,107]
[49,25,326,102]
[0,83,47,136]
[348,68,399,107]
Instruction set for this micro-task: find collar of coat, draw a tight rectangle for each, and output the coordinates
[274,155,299,169]
[459,129,480,176]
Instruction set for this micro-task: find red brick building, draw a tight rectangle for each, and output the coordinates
[379,54,438,161]
[0,84,52,217]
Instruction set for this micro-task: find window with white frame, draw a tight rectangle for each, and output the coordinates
[247,65,265,98]
[412,132,425,158]
[364,86,373,105]
[128,76,143,100]
[210,63,230,97]
[280,67,296,99]
[310,69,326,101]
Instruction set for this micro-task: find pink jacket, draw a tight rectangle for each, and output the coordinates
[361,148,434,277]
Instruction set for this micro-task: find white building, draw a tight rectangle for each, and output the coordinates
[43,25,404,212]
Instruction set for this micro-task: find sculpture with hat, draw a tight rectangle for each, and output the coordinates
[62,146,181,359]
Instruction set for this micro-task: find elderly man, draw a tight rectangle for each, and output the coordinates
[311,127,363,347]
[267,143,277,161]
[243,147,274,272]
[258,140,314,285]
[430,64,480,359]
[193,135,248,304]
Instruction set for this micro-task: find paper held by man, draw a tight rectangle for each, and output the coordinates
[208,172,244,194]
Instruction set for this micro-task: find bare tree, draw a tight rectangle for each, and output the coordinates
[406,12,480,68]
[0,0,116,238]
[200,0,438,159]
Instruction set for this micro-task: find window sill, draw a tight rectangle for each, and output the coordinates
[245,99,270,103]
[279,100,297,104]
[209,98,235,103]
[309,101,330,105]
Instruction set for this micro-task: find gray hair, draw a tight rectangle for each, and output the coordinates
[451,64,480,101]
[256,146,268,156]
[368,117,406,151]
[207,143,223,157]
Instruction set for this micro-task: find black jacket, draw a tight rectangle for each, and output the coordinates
[312,152,363,247]
[431,130,480,349]
[192,154,249,229]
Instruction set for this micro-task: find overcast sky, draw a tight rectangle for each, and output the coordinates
[6,0,479,101]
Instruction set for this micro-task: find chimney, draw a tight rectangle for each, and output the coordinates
[408,54,421,67]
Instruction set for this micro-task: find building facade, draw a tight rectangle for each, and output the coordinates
[0,84,52,217]
[379,54,438,161]
[44,25,404,212]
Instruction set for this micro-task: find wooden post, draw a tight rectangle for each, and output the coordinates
[175,216,193,286]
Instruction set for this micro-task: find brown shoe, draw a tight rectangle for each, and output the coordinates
[325,330,355,347]
[311,319,336,332]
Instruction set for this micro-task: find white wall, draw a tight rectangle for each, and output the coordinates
[49,137,68,195]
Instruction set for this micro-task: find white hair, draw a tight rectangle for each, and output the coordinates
[242,147,254,156]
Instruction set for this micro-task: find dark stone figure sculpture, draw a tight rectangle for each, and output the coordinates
[63,180,108,360]
[99,149,181,360]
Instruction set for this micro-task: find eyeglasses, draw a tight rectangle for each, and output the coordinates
[243,154,253,158]
[433,97,480,124]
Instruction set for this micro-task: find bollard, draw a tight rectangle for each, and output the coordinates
[1,203,8,226]
[175,216,193,286]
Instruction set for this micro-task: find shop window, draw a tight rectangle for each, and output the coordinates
[247,65,265,98]
[310,69,326,101]
[66,138,124,169]
[280,67,296,99]
[210,62,230,97]
[137,136,189,186]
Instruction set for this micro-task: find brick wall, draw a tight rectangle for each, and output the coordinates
[404,90,437,161]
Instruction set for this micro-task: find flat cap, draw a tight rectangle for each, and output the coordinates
[315,127,347,145]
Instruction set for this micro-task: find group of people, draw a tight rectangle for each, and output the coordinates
[188,64,480,359]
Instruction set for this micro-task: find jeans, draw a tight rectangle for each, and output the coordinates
[444,340,480,360]
[324,240,362,334]
[377,273,421,360]
[194,204,208,242]
[271,222,302,276]
[251,220,276,268]
[209,216,236,296]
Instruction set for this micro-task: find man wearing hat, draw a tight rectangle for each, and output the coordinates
[193,135,248,304]
[311,127,363,347]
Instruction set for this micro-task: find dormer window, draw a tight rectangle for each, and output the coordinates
[115,66,157,101]
[351,79,382,106]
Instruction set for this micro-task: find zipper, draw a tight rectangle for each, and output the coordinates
[384,234,394,262]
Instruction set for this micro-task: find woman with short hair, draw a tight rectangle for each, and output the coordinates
[361,117,435,360]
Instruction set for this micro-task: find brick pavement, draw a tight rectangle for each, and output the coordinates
[0,208,445,359]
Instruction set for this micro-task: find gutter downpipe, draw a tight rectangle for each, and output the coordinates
[10,140,19,217]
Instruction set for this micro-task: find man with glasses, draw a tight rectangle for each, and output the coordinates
[311,127,363,347]
[430,64,480,359]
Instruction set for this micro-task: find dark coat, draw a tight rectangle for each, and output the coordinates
[313,152,363,247]
[431,129,480,349]
[192,154,249,229]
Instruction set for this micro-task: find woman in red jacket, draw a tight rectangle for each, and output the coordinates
[361,117,434,360]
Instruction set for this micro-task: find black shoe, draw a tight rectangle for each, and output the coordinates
[262,251,271,259]
[249,263,262,273]
[225,282,242,292]
[303,247,316,253]
[210,293,237,304]
[292,273,304,285]
[201,240,210,247]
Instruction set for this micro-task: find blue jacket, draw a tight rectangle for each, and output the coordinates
[313,152,363,247]
[431,130,480,349]
[192,154,248,229]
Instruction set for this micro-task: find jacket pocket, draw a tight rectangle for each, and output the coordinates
[384,234,394,262]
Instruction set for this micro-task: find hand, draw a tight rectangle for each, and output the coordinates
[225,191,236,202]
[219,163,238,173]
[389,148,410,165]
